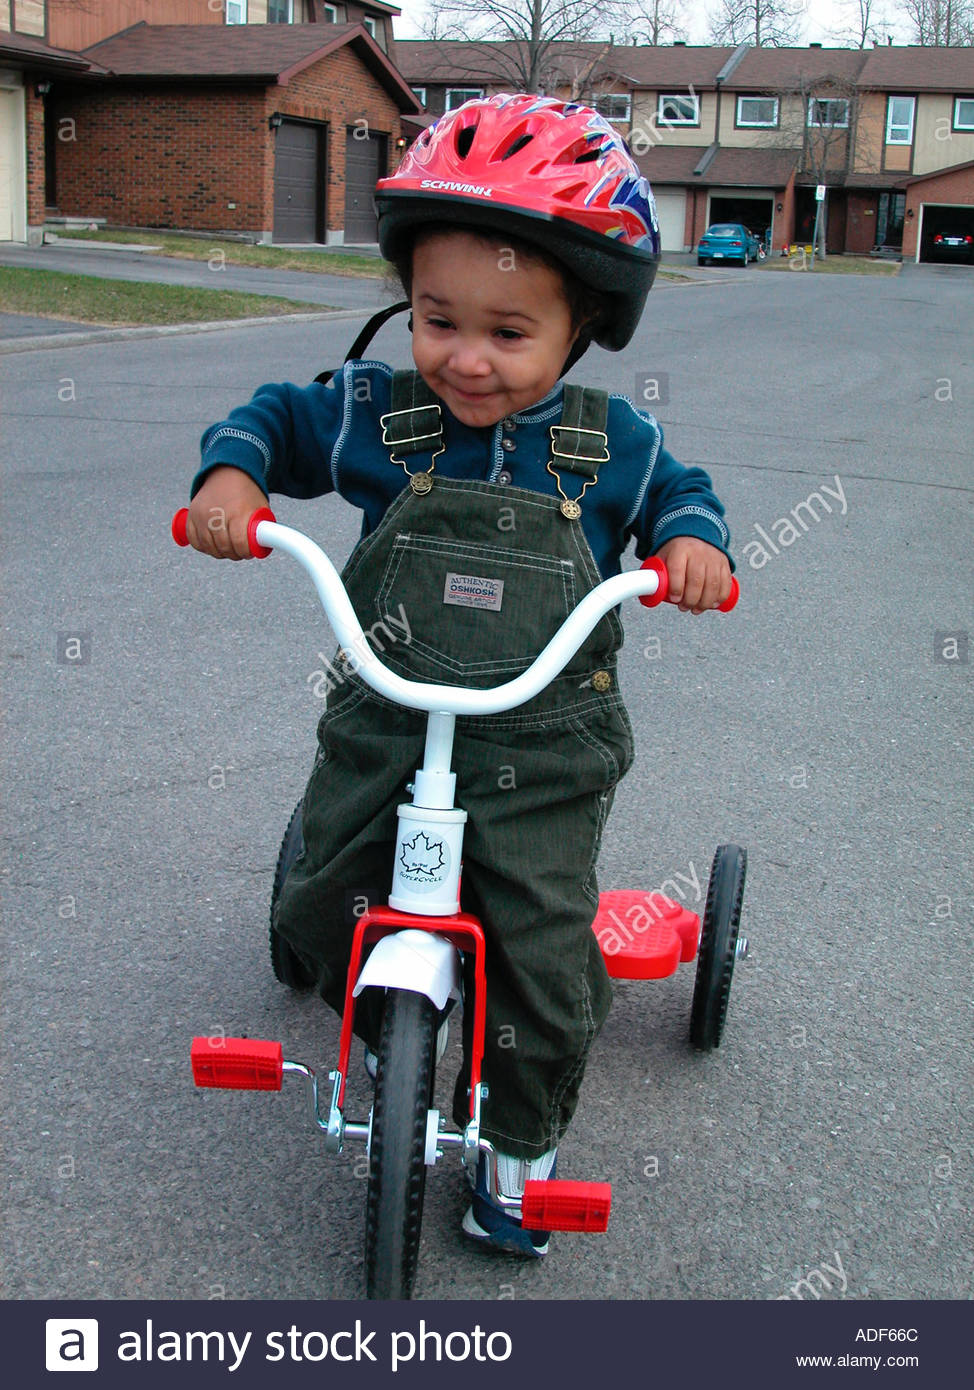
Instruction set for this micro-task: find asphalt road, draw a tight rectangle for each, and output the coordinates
[1,258,971,1305]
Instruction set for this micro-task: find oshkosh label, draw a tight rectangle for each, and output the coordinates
[443,573,504,612]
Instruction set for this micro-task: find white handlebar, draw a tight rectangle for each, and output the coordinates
[255,519,662,717]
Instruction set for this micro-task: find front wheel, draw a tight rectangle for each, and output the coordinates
[690,844,747,1050]
[365,987,438,1300]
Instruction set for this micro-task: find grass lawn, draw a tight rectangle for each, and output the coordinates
[758,253,901,276]
[50,228,387,278]
[0,267,334,327]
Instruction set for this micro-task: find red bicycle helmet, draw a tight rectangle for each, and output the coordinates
[375,93,661,351]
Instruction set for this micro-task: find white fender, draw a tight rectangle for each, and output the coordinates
[352,929,462,1012]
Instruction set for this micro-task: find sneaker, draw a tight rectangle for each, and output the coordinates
[364,1016,450,1082]
[461,1149,556,1257]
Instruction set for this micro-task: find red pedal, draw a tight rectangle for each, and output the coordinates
[592,890,700,979]
[522,1180,611,1233]
[191,1036,283,1091]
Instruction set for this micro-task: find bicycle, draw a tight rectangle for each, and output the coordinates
[172,505,747,1300]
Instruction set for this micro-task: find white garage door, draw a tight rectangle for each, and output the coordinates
[652,189,687,252]
[0,85,26,243]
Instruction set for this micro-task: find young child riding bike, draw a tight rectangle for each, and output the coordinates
[183,94,734,1258]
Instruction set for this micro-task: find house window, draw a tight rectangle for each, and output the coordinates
[411,87,427,107]
[886,95,915,145]
[323,4,338,19]
[225,0,247,21]
[363,17,377,37]
[267,0,292,20]
[736,95,778,128]
[953,97,974,131]
[595,93,631,122]
[658,93,699,126]
[807,98,849,128]
[446,88,484,110]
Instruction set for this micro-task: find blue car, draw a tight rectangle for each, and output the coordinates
[697,223,761,266]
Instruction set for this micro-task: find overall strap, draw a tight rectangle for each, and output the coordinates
[550,385,610,478]
[381,369,444,460]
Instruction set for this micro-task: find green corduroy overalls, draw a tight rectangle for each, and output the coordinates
[273,372,635,1160]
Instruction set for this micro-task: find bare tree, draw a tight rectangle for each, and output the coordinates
[771,71,866,258]
[419,0,631,94]
[707,0,805,46]
[828,0,898,46]
[895,0,974,42]
[628,0,689,44]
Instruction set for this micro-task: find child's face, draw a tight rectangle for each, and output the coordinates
[410,231,579,428]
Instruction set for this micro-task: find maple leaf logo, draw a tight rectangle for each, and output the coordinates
[399,831,446,880]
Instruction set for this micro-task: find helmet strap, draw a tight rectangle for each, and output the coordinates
[314,299,410,385]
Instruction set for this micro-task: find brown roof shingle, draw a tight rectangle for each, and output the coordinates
[729,46,868,92]
[857,44,974,91]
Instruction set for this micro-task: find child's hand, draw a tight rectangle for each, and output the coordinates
[655,537,733,614]
[185,467,269,560]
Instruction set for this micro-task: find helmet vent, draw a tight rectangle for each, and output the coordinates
[456,124,477,159]
[501,132,534,160]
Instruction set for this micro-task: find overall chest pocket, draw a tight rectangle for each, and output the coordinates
[373,532,580,685]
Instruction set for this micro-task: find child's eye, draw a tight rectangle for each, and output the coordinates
[495,328,524,342]
[426,316,453,331]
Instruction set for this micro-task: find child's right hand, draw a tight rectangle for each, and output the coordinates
[185,467,270,560]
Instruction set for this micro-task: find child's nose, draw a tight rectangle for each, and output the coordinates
[448,337,492,377]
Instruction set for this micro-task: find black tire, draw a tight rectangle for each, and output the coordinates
[697,257,707,266]
[365,987,438,1300]
[690,844,747,1050]
[269,799,316,990]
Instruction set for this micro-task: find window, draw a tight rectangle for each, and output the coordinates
[807,98,849,128]
[658,93,699,126]
[953,97,974,131]
[595,93,631,122]
[886,95,915,145]
[267,0,292,21]
[446,88,484,111]
[411,87,427,107]
[363,17,376,37]
[322,3,338,17]
[736,95,778,128]
[225,0,246,21]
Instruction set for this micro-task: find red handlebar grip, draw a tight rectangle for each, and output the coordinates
[521,1179,612,1233]
[191,1036,283,1091]
[718,575,740,613]
[246,506,277,559]
[637,555,669,608]
[171,508,190,547]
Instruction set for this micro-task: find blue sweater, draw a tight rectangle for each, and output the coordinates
[194,361,731,580]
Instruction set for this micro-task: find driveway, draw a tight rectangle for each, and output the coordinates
[1,260,971,1307]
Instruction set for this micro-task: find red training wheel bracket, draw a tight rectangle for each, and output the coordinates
[638,555,669,608]
[246,506,277,559]
[171,508,190,547]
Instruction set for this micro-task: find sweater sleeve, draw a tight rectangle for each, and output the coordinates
[191,374,345,501]
[629,422,733,571]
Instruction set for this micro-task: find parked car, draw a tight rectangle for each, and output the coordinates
[929,230,974,263]
[697,223,761,266]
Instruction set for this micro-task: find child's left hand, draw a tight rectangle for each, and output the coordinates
[655,537,733,615]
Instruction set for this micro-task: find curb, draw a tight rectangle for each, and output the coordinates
[0,306,378,355]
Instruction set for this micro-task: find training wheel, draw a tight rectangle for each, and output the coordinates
[689,844,747,1050]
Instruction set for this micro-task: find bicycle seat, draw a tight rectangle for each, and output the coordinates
[592,891,700,980]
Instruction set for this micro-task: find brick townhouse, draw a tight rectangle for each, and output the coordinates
[2,3,973,257]
[1,0,418,243]
[396,38,974,260]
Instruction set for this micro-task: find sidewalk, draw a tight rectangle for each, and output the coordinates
[0,238,398,342]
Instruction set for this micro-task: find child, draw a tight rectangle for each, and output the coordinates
[184,94,733,1257]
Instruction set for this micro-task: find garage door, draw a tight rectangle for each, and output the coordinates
[918,203,974,265]
[344,129,386,243]
[273,120,322,243]
[652,190,687,252]
[0,87,26,243]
